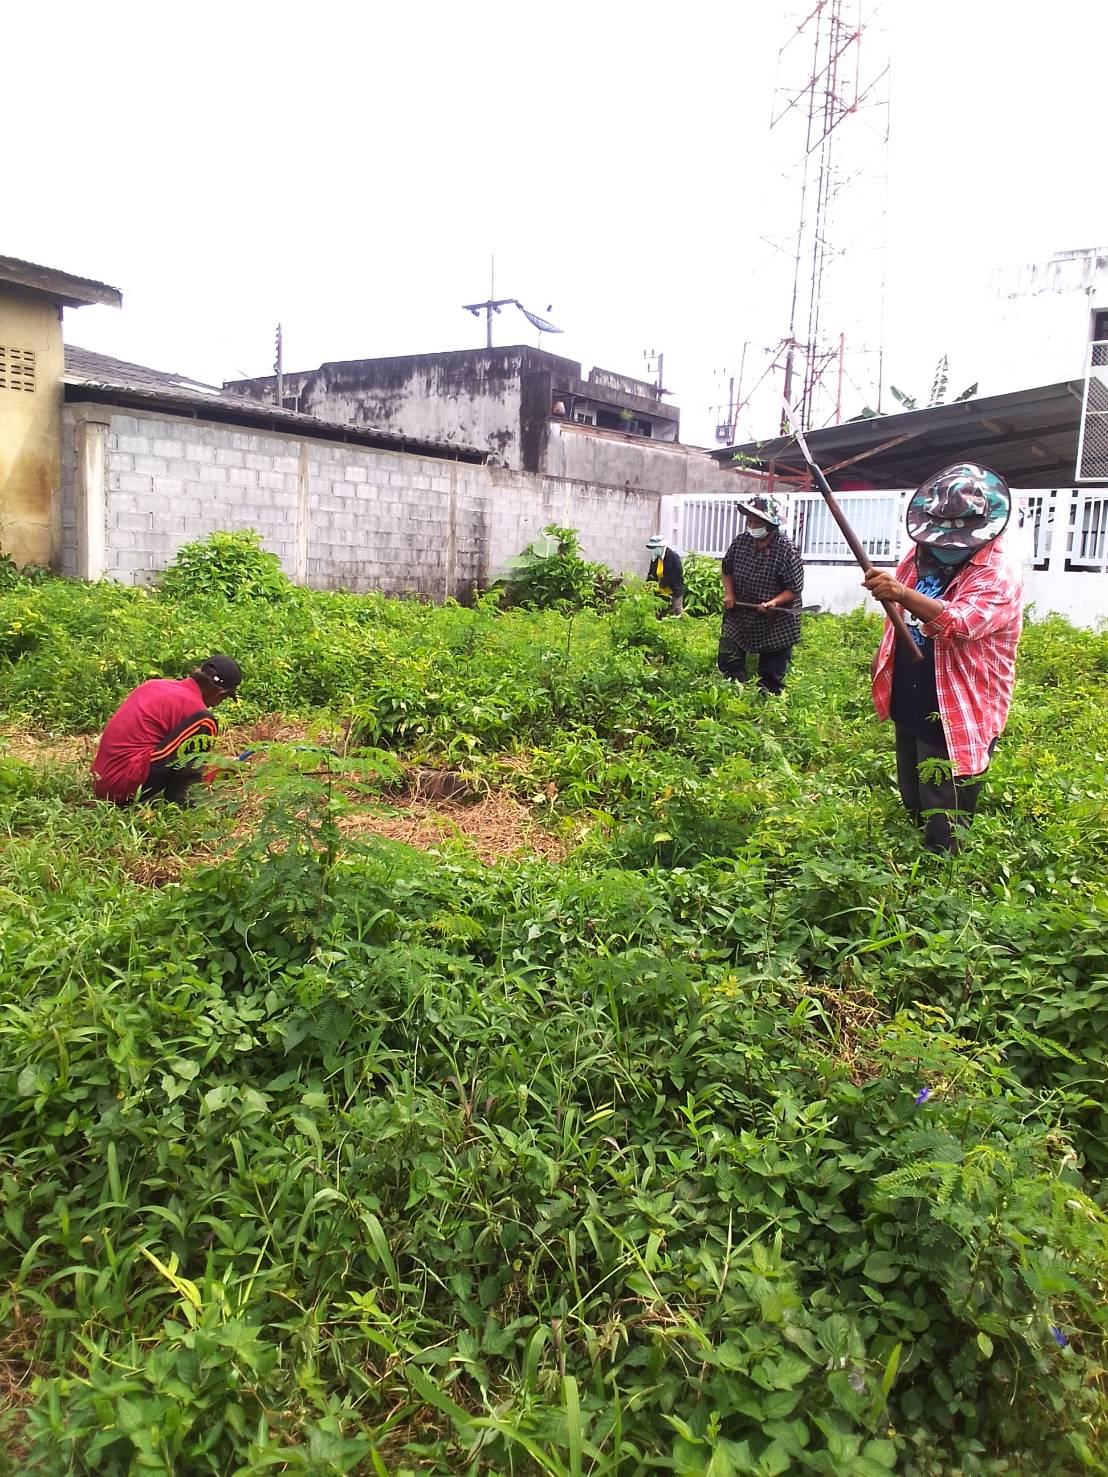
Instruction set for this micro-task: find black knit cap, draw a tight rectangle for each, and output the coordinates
[199,654,243,698]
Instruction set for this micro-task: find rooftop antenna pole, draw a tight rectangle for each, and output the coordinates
[876,61,892,413]
[643,347,667,396]
[769,0,889,431]
[463,279,562,346]
[487,255,495,349]
[730,341,749,441]
[274,323,283,409]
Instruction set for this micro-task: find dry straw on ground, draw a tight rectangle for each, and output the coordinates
[3,722,568,870]
[340,788,568,864]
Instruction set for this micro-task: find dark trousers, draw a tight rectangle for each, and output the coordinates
[138,712,214,805]
[717,642,793,694]
[894,725,988,854]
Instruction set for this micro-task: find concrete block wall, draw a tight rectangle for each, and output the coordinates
[546,421,761,498]
[306,449,469,596]
[93,414,299,581]
[58,411,79,577]
[467,468,657,582]
[60,404,661,596]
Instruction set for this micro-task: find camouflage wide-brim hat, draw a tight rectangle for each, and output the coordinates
[736,494,783,528]
[906,462,1011,550]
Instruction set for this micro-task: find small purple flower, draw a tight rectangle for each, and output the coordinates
[1050,1326,1068,1349]
[914,1088,932,1107]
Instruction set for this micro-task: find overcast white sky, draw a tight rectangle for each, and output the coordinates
[8,0,1106,443]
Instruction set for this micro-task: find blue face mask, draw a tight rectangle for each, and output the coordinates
[929,544,972,566]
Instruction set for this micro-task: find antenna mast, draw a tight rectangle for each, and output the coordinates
[768,0,889,433]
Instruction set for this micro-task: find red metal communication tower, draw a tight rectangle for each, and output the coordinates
[755,1,889,436]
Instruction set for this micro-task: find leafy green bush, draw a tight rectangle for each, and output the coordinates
[496,523,617,611]
[159,529,294,604]
[608,576,675,655]
[0,549,50,593]
[681,550,725,618]
[0,551,22,592]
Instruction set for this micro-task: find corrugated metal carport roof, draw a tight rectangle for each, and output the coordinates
[711,381,1086,489]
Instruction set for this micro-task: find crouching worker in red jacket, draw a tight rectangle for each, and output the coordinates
[91,654,243,805]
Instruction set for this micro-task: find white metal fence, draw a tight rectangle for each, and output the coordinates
[1072,490,1108,568]
[786,493,900,562]
[658,487,1108,575]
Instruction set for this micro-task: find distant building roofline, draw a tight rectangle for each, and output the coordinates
[64,345,488,463]
[222,345,679,418]
[223,343,584,394]
[0,255,122,309]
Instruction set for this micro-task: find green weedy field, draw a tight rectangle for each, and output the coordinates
[1,536,1107,1475]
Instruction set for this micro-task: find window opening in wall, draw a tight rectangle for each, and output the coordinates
[0,346,36,393]
[594,409,654,436]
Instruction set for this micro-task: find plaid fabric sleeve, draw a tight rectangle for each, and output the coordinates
[922,547,1023,642]
[782,539,804,599]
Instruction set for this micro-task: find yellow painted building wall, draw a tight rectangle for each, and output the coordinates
[0,286,63,567]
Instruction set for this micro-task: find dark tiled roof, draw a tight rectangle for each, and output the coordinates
[64,346,487,462]
[66,346,257,413]
[0,255,121,309]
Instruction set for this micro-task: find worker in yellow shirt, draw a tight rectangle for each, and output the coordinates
[645,534,684,615]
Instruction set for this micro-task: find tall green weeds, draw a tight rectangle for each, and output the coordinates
[1,569,1107,1473]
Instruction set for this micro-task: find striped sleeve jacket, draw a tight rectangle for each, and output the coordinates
[871,537,1024,777]
[92,676,219,802]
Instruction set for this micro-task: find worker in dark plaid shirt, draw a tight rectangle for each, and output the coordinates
[718,494,804,694]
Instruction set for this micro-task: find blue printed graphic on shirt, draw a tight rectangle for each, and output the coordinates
[906,570,946,648]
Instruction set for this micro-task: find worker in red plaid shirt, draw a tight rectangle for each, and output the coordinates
[863,463,1023,854]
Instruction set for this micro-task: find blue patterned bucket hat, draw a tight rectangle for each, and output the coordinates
[736,494,783,528]
[906,463,1011,550]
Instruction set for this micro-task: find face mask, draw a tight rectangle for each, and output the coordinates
[930,544,971,566]
[748,525,770,540]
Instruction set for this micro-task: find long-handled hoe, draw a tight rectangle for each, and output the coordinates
[781,399,922,661]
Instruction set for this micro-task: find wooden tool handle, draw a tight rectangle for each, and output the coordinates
[807,466,923,663]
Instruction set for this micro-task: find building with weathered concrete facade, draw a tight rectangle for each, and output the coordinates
[224,347,676,465]
[0,256,120,566]
[61,346,720,594]
[223,347,739,498]
[1,254,757,595]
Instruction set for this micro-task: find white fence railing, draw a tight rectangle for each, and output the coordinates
[659,487,1108,575]
[668,497,747,559]
[1072,490,1108,568]
[787,493,901,563]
